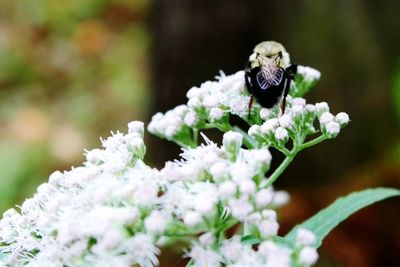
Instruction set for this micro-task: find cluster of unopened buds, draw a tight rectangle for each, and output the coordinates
[0,51,350,266]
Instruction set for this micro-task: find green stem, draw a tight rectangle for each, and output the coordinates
[192,129,199,146]
[264,151,296,188]
[163,230,199,237]
[298,135,326,151]
[263,135,326,188]
[276,146,291,157]
[232,126,257,149]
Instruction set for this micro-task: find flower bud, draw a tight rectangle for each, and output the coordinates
[218,181,237,198]
[248,125,261,138]
[291,104,304,119]
[335,112,350,127]
[130,137,146,159]
[261,119,279,134]
[297,65,321,82]
[259,219,279,238]
[292,97,306,106]
[324,121,340,138]
[315,102,329,116]
[209,107,224,121]
[255,188,274,208]
[49,170,64,185]
[239,179,256,195]
[184,111,198,127]
[274,127,289,143]
[278,114,293,129]
[210,162,229,182]
[298,247,319,266]
[296,228,316,246]
[319,112,334,125]
[183,211,202,227]
[128,121,144,138]
[260,108,272,120]
[223,131,243,160]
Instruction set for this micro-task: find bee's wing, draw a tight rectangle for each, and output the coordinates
[257,66,284,90]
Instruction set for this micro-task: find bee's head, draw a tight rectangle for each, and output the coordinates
[249,41,291,68]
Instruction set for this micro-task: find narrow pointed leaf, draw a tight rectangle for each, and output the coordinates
[285,187,400,248]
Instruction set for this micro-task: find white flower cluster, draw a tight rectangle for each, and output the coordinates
[148,71,249,145]
[159,131,288,233]
[0,122,164,267]
[187,228,317,267]
[0,62,348,266]
[148,65,325,148]
[249,96,349,148]
[0,123,292,267]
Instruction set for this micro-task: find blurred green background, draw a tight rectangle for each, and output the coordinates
[0,0,399,266]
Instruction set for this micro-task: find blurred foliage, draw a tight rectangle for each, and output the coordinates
[0,0,150,212]
[392,63,400,123]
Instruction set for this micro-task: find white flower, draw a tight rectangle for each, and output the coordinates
[274,127,289,142]
[230,96,250,117]
[291,104,304,118]
[129,137,146,159]
[183,211,202,227]
[220,237,243,262]
[144,210,168,234]
[261,209,277,221]
[297,65,321,81]
[245,212,263,224]
[259,220,279,238]
[325,121,341,138]
[199,232,215,246]
[315,102,329,116]
[278,114,293,129]
[124,233,160,267]
[165,125,179,138]
[239,179,256,195]
[291,97,306,106]
[261,119,279,134]
[296,228,316,246]
[255,188,274,208]
[218,181,237,199]
[271,190,290,207]
[248,125,261,138]
[210,162,229,182]
[187,86,201,99]
[48,170,64,186]
[230,162,252,183]
[335,112,350,127]
[298,247,319,266]
[184,111,198,127]
[305,104,316,113]
[228,196,253,220]
[188,97,201,108]
[187,244,221,267]
[319,112,334,125]
[260,108,272,120]
[210,107,224,120]
[127,121,144,137]
[223,131,243,158]
[258,240,291,267]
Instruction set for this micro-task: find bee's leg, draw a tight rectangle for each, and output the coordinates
[248,95,254,119]
[281,77,292,115]
[274,51,283,64]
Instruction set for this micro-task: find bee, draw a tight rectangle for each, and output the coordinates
[245,41,297,116]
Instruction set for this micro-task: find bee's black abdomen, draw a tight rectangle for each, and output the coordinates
[245,66,285,108]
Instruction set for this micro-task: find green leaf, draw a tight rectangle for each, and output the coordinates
[285,187,400,248]
[240,234,260,245]
[241,235,294,248]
